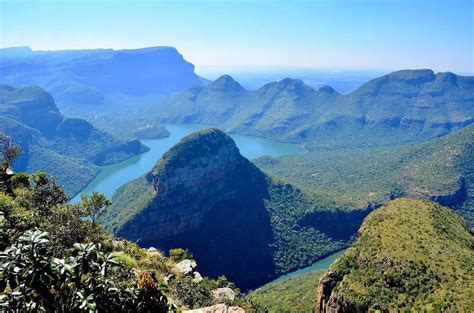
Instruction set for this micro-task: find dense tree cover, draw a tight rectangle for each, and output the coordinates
[2,231,169,312]
[256,124,474,225]
[317,199,474,311]
[0,134,260,312]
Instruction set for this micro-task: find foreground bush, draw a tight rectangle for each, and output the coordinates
[1,230,172,312]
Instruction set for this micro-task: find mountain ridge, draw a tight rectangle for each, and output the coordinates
[0,46,207,119]
[149,69,474,149]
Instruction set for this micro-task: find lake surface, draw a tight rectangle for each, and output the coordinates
[73,124,305,202]
[267,250,346,285]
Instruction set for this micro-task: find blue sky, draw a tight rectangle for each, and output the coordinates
[1,0,472,73]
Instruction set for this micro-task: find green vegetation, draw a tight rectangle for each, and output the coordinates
[102,175,155,233]
[318,198,474,311]
[0,85,148,195]
[248,270,324,312]
[169,248,194,262]
[0,134,260,311]
[2,231,170,312]
[255,124,474,225]
[90,115,170,141]
[150,70,474,149]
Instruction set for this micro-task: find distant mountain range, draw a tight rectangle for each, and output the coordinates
[0,85,147,195]
[150,69,474,149]
[100,128,368,289]
[0,46,206,119]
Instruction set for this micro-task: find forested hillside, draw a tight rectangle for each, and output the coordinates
[317,199,473,311]
[256,124,474,225]
[0,85,147,195]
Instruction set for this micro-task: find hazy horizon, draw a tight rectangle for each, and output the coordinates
[1,0,472,74]
[2,45,473,80]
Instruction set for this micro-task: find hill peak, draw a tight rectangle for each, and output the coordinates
[209,75,245,91]
[0,46,33,58]
[258,78,315,96]
[317,85,337,94]
[278,77,306,87]
[385,69,436,84]
[152,128,239,176]
[317,198,474,311]
[0,85,59,114]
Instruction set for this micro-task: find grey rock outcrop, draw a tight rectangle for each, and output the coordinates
[183,304,244,313]
[316,272,367,313]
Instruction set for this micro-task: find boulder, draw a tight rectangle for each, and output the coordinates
[174,259,197,275]
[193,271,203,283]
[148,246,158,252]
[211,288,236,302]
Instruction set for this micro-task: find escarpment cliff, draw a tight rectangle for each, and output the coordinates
[0,46,206,117]
[125,128,271,241]
[102,128,368,289]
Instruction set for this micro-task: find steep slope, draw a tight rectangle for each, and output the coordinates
[317,199,474,311]
[101,129,368,289]
[0,85,147,195]
[0,46,206,118]
[248,269,325,312]
[150,70,474,148]
[255,124,474,225]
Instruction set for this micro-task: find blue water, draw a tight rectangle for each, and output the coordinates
[268,250,346,285]
[72,124,306,202]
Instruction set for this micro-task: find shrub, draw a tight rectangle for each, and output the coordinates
[169,248,193,262]
[0,229,173,312]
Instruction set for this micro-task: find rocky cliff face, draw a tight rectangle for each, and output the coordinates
[124,128,268,239]
[111,129,276,289]
[316,272,367,313]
